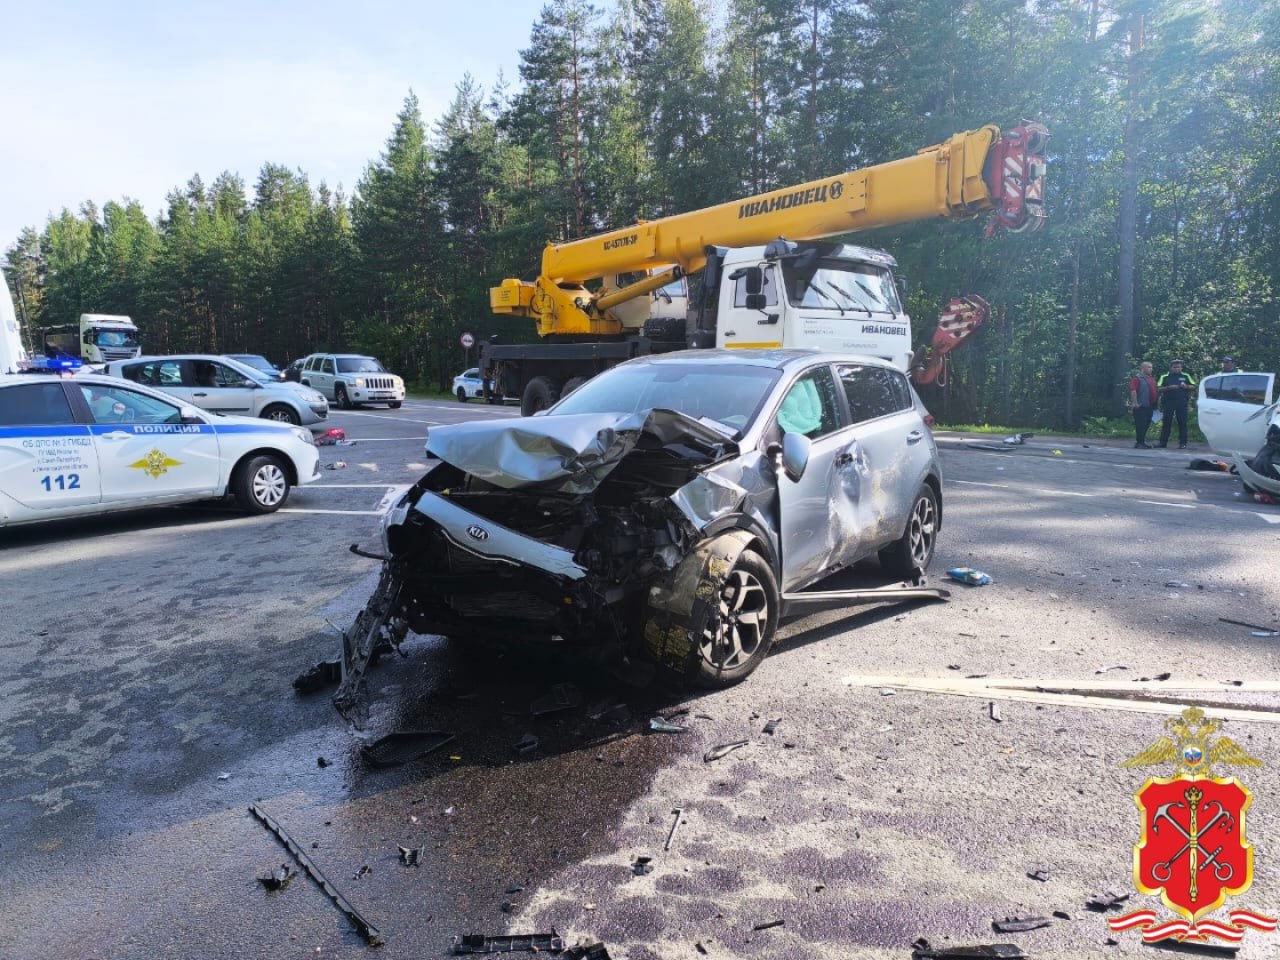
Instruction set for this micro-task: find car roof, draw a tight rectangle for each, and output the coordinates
[617,348,899,372]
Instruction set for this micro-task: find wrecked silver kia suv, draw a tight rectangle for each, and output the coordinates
[334,350,947,723]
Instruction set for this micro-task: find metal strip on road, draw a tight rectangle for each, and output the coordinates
[1136,500,1198,509]
[844,674,1280,724]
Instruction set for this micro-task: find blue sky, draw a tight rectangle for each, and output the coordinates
[0,0,553,248]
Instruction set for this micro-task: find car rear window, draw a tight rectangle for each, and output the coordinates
[1204,374,1271,405]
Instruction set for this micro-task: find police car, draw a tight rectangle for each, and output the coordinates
[0,373,320,528]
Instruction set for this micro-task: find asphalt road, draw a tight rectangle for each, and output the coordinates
[2,402,1278,960]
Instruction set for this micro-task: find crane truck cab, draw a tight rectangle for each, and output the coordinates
[1,270,30,375]
[694,240,911,371]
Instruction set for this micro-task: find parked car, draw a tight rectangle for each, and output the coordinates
[0,373,319,527]
[298,353,405,409]
[333,349,945,720]
[452,368,484,402]
[225,353,284,380]
[103,355,329,426]
[283,358,306,383]
[1197,371,1277,455]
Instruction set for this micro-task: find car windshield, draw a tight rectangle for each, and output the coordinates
[337,357,386,373]
[780,258,901,315]
[550,362,781,432]
[231,355,275,372]
[217,357,273,385]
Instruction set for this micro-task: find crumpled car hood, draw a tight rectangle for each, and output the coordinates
[425,409,736,494]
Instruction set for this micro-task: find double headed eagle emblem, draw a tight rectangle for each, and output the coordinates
[1121,706,1262,776]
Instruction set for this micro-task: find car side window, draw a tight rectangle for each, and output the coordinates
[776,366,842,440]
[79,384,182,424]
[837,363,911,423]
[0,383,76,426]
[213,362,252,387]
[321,357,336,375]
[119,362,147,384]
[1204,374,1270,405]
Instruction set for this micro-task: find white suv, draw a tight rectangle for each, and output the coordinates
[300,354,405,409]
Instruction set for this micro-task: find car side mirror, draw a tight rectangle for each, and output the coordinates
[768,433,811,482]
[745,293,767,311]
[179,406,205,424]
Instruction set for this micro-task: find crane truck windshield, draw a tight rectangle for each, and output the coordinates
[782,260,900,316]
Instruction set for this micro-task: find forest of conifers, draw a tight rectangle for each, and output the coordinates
[4,0,1277,427]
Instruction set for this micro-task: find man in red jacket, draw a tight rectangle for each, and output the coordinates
[1129,360,1159,449]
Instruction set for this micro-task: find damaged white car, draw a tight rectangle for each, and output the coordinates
[334,350,947,723]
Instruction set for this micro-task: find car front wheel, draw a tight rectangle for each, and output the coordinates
[262,404,301,425]
[878,483,939,577]
[335,384,353,410]
[232,455,290,514]
[694,549,779,688]
[456,387,468,403]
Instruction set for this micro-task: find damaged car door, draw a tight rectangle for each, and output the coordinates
[770,363,865,592]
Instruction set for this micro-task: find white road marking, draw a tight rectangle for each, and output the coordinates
[1136,500,1197,509]
[843,674,1280,724]
[278,508,385,516]
[336,411,440,425]
[1257,513,1280,525]
[951,480,1011,489]
[1041,489,1095,498]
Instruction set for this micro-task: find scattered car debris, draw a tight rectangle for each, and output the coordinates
[398,844,424,867]
[256,864,294,891]
[989,702,1002,723]
[217,772,231,781]
[588,702,632,723]
[325,460,347,470]
[1252,630,1280,638]
[1164,580,1190,588]
[664,808,684,851]
[1052,910,1071,920]
[530,682,582,716]
[562,944,612,960]
[452,931,566,954]
[1188,457,1231,472]
[911,940,1026,958]
[752,920,785,931]
[648,717,686,734]
[632,855,653,876]
[948,567,993,586]
[514,733,540,756]
[500,901,515,914]
[1003,433,1034,445]
[704,740,749,762]
[362,730,456,768]
[762,718,781,735]
[696,943,709,956]
[880,687,897,696]
[317,756,330,768]
[506,884,525,894]
[1096,664,1129,674]
[1027,868,1049,882]
[1085,891,1130,912]
[248,802,384,946]
[314,427,347,446]
[992,916,1051,933]
[1219,617,1276,632]
[1221,679,1244,687]
[293,657,342,693]
[353,864,372,880]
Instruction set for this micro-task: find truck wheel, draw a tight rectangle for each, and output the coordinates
[456,387,468,403]
[262,404,301,425]
[693,549,779,688]
[232,455,290,513]
[561,376,588,396]
[878,484,939,578]
[335,384,353,410]
[521,376,560,416]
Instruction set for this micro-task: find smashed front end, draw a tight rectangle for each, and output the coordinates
[333,411,761,724]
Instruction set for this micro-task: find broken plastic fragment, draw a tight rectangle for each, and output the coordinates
[363,730,456,768]
[256,864,294,890]
[562,944,611,960]
[632,856,653,876]
[703,740,749,762]
[1027,868,1049,882]
[530,682,582,716]
[762,718,781,735]
[991,916,1051,933]
[752,920,784,931]
[452,931,566,954]
[1085,891,1130,912]
[293,657,342,693]
[398,844,424,867]
[648,717,686,734]
[911,942,1026,959]
[947,567,993,586]
[514,733,540,755]
[353,864,372,880]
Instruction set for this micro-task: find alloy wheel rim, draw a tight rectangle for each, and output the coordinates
[699,568,769,669]
[909,495,937,567]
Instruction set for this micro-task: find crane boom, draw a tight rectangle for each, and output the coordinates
[492,122,1048,338]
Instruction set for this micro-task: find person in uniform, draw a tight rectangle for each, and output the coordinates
[1155,359,1196,449]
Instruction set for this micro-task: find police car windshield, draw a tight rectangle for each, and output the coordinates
[781,260,900,315]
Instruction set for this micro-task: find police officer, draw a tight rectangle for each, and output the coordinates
[1155,359,1196,449]
[1221,355,1238,373]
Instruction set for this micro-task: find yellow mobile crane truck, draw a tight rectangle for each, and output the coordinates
[485,122,1048,415]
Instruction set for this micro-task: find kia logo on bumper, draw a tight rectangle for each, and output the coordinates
[466,525,489,541]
